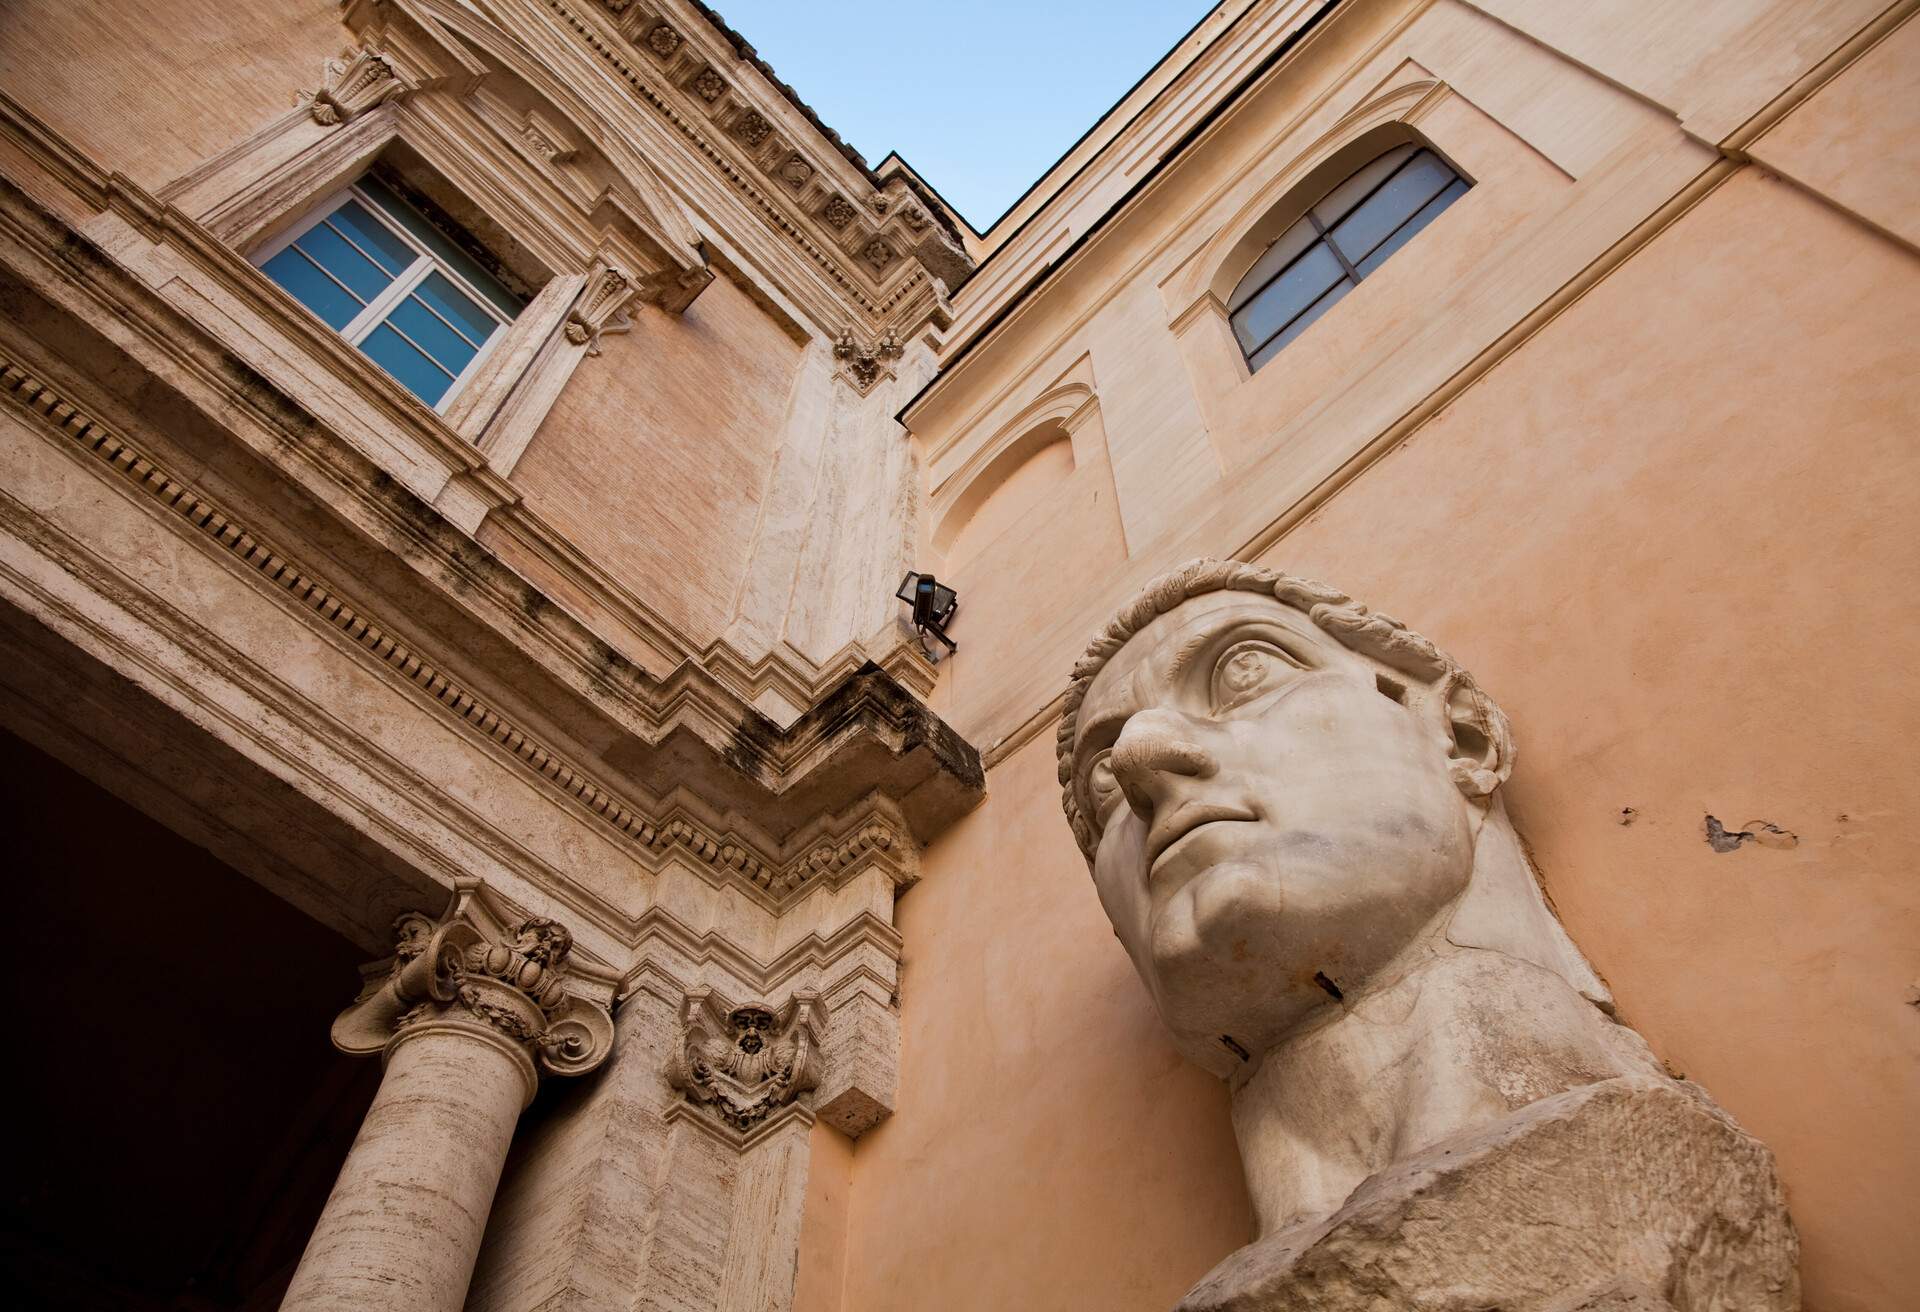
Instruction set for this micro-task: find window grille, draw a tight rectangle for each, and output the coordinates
[1229,145,1469,372]
[256,177,526,410]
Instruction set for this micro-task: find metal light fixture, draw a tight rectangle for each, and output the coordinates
[895,571,958,661]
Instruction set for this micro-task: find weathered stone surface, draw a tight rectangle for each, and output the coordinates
[1178,1077,1796,1312]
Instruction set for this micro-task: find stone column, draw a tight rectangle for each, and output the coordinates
[281,884,614,1312]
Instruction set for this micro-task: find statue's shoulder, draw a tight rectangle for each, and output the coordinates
[1177,1076,1798,1312]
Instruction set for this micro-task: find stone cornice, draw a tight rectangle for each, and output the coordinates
[513,0,969,336]
[0,83,941,709]
[0,352,960,911]
[0,153,980,845]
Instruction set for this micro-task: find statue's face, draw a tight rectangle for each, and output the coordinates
[1069,590,1476,1070]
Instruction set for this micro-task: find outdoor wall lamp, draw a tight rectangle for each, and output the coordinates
[896,572,958,662]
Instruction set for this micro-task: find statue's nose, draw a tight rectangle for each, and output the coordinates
[1110,710,1219,820]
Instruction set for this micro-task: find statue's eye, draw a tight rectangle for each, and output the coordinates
[1211,640,1302,713]
[1086,751,1122,818]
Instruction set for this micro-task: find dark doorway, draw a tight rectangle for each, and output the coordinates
[0,727,381,1310]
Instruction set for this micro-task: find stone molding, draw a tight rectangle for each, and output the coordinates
[0,356,932,910]
[332,880,618,1100]
[562,259,638,354]
[668,989,826,1132]
[540,0,966,338]
[0,164,976,817]
[0,95,946,716]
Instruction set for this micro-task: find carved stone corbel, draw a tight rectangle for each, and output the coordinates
[303,46,411,127]
[562,264,638,357]
[668,990,827,1132]
[832,327,905,394]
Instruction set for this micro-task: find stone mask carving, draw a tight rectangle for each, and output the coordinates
[1057,560,1796,1310]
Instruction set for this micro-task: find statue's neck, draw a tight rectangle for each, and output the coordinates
[1228,944,1659,1237]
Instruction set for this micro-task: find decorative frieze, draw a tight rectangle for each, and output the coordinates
[305,46,409,126]
[777,153,814,189]
[0,361,926,907]
[733,109,773,147]
[692,67,728,102]
[861,237,895,273]
[669,990,826,1131]
[822,195,856,229]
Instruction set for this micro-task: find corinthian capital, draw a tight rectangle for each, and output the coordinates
[331,883,614,1080]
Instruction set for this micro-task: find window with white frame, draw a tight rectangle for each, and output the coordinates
[255,176,527,410]
[1229,144,1469,373]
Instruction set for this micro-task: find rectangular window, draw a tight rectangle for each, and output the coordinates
[256,177,526,411]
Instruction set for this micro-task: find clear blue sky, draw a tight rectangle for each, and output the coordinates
[708,1,1218,231]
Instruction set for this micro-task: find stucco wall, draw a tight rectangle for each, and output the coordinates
[855,23,1920,1309]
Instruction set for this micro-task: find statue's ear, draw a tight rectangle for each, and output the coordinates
[1438,671,1512,800]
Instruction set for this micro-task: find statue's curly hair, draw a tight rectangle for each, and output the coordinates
[1055,559,1511,863]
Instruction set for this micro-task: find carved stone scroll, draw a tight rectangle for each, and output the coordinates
[285,883,614,1312]
[305,46,409,127]
[563,262,637,355]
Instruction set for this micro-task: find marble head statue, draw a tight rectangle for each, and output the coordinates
[1058,559,1798,1312]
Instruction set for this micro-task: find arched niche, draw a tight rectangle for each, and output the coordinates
[943,424,1077,568]
[931,381,1097,558]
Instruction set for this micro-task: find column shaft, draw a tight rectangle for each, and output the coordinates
[281,1021,533,1312]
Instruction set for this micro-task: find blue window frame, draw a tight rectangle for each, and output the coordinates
[1229,144,1470,372]
[256,177,525,410]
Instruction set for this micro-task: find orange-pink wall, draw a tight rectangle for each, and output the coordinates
[0,0,342,192]
[493,275,801,648]
[843,733,1253,1311]
[853,147,1919,1312]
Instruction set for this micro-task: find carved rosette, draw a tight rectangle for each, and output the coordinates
[668,991,826,1131]
[306,46,408,127]
[734,110,773,147]
[833,328,906,394]
[331,887,615,1087]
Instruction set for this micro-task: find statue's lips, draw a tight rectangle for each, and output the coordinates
[1147,801,1258,873]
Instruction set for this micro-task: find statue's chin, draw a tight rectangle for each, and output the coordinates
[1146,860,1334,1060]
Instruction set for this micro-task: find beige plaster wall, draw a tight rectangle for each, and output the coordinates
[793,1120,852,1312]
[0,0,343,192]
[862,55,1920,1312]
[492,274,803,648]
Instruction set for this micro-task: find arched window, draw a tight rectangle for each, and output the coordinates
[1228,144,1468,372]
